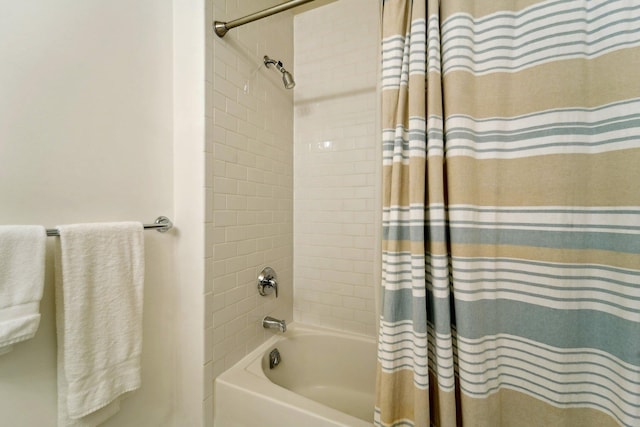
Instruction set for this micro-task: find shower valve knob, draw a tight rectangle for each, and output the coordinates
[258,267,278,298]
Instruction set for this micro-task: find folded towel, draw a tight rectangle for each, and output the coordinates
[54,222,144,426]
[0,225,47,354]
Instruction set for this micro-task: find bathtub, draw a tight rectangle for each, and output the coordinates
[213,323,377,427]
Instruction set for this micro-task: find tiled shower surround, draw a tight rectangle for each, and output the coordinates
[293,0,379,336]
[206,0,378,420]
[207,0,294,383]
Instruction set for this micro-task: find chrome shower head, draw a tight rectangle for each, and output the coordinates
[281,70,295,89]
[264,55,295,89]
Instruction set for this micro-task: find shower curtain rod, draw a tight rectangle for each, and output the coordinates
[45,216,173,236]
[214,0,315,37]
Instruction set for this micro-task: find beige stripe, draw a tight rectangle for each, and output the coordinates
[383,239,448,257]
[440,0,543,21]
[383,157,445,208]
[381,88,404,129]
[447,149,640,207]
[452,243,640,271]
[382,81,426,128]
[376,365,430,426]
[382,0,426,40]
[427,71,443,117]
[381,0,409,40]
[443,47,640,118]
[427,156,446,204]
[408,74,426,117]
[428,372,458,427]
[460,388,620,427]
[383,159,427,208]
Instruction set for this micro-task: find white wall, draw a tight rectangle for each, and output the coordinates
[207,1,294,421]
[173,0,207,425]
[0,1,204,425]
[293,0,380,336]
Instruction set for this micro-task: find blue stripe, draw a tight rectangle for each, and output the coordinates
[445,98,640,123]
[451,256,640,277]
[453,284,639,313]
[452,265,639,288]
[455,333,634,375]
[447,206,640,215]
[445,135,640,154]
[442,219,640,232]
[445,137,640,154]
[386,223,640,254]
[449,226,640,254]
[381,288,427,333]
[445,117,640,141]
[454,299,640,365]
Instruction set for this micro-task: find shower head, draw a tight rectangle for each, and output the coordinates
[282,70,295,89]
[264,55,295,89]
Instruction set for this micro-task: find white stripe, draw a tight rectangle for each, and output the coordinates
[429,331,455,390]
[444,98,640,159]
[446,100,640,132]
[452,257,640,297]
[441,0,640,75]
[452,253,640,319]
[381,18,427,89]
[456,334,639,425]
[445,133,639,159]
[384,203,426,222]
[446,205,640,234]
[426,253,451,298]
[427,15,442,74]
[453,290,639,321]
[378,323,430,388]
[408,19,427,76]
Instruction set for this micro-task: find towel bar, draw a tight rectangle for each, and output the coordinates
[45,216,173,236]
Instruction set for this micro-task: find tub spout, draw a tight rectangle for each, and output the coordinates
[262,316,286,333]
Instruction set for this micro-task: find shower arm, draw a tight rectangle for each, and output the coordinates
[214,0,316,38]
[264,57,284,72]
[263,55,296,89]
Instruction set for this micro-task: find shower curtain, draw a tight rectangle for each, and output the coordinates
[376,0,640,426]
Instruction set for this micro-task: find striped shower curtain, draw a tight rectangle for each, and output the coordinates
[376,1,640,426]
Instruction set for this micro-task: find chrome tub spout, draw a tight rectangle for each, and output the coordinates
[262,316,286,333]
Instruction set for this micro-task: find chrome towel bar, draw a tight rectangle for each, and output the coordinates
[45,216,173,237]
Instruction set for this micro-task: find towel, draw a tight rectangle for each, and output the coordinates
[0,225,47,354]
[54,222,144,426]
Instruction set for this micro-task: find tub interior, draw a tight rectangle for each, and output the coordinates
[215,324,378,427]
[261,333,377,422]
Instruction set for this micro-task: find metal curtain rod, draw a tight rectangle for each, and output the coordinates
[46,216,173,237]
[214,0,315,38]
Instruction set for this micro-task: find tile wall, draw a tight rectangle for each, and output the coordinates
[293,0,380,336]
[205,0,294,422]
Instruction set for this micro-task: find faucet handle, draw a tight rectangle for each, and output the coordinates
[258,267,278,298]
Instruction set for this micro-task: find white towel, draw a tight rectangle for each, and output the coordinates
[54,222,144,426]
[0,225,47,354]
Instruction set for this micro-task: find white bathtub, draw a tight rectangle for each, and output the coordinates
[213,323,377,427]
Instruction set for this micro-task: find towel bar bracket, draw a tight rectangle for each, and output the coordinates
[151,216,173,233]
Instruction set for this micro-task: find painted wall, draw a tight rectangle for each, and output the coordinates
[0,1,205,425]
[207,1,294,422]
[293,0,380,336]
[173,0,207,425]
